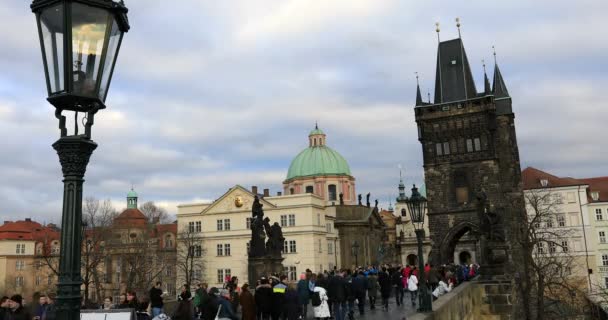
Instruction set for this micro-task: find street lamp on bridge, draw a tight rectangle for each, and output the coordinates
[405,184,432,312]
[30,0,129,318]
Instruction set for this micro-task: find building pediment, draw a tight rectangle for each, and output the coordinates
[201,185,276,215]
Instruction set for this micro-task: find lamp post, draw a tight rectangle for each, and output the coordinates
[30,1,129,318]
[351,240,360,267]
[405,184,432,312]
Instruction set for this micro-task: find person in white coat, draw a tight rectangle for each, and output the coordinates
[312,286,330,320]
[407,271,419,307]
[432,278,453,300]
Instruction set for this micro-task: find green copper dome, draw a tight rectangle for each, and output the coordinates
[286,145,351,180]
[309,128,325,136]
[127,189,138,198]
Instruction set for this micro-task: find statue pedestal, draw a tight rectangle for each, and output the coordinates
[248,256,284,284]
[479,241,509,279]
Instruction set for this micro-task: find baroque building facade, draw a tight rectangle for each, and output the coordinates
[177,127,385,286]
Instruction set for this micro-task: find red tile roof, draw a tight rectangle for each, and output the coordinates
[522,167,585,189]
[522,167,608,203]
[155,223,177,234]
[0,219,60,242]
[580,177,608,202]
[113,208,148,227]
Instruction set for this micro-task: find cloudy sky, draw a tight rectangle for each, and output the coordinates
[1,0,607,223]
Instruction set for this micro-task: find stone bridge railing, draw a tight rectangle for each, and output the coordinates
[409,279,513,320]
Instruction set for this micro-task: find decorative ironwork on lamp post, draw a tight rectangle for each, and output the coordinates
[405,184,432,312]
[30,0,129,318]
[351,240,360,267]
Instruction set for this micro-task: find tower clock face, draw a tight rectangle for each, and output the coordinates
[234,196,244,208]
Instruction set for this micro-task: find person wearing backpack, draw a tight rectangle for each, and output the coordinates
[312,285,330,320]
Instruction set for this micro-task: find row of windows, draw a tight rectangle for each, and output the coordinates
[198,215,330,232]
[35,275,54,286]
[536,241,569,254]
[18,275,54,287]
[434,137,486,157]
[534,215,570,228]
[291,184,339,201]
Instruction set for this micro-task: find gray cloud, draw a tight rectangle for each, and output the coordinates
[1,0,607,222]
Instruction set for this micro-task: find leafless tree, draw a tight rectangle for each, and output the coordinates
[139,201,171,224]
[112,226,174,295]
[82,197,117,304]
[518,189,591,319]
[36,197,117,304]
[176,226,205,288]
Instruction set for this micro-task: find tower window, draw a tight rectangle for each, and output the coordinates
[328,185,337,201]
[474,138,481,151]
[306,186,314,194]
[443,142,450,155]
[454,171,469,204]
[436,143,443,156]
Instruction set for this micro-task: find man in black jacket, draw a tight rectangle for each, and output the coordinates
[255,278,273,320]
[391,268,404,306]
[0,296,9,319]
[149,281,164,317]
[378,268,392,311]
[352,271,368,315]
[328,271,347,320]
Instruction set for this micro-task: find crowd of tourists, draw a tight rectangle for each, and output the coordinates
[187,262,477,320]
[0,262,477,320]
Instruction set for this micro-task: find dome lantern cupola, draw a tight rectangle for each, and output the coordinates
[127,187,138,209]
[309,123,326,147]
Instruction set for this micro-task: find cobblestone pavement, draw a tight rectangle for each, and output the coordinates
[303,295,418,320]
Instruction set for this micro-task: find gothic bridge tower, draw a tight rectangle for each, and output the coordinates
[414,33,525,274]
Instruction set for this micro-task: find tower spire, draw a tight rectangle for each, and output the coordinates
[483,59,491,95]
[397,165,406,201]
[435,22,441,43]
[415,72,423,106]
[492,46,510,98]
[456,17,469,100]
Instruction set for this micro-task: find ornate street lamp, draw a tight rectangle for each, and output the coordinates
[351,240,360,267]
[405,184,432,312]
[30,1,129,318]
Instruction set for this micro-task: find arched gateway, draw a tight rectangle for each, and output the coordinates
[414,35,526,276]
